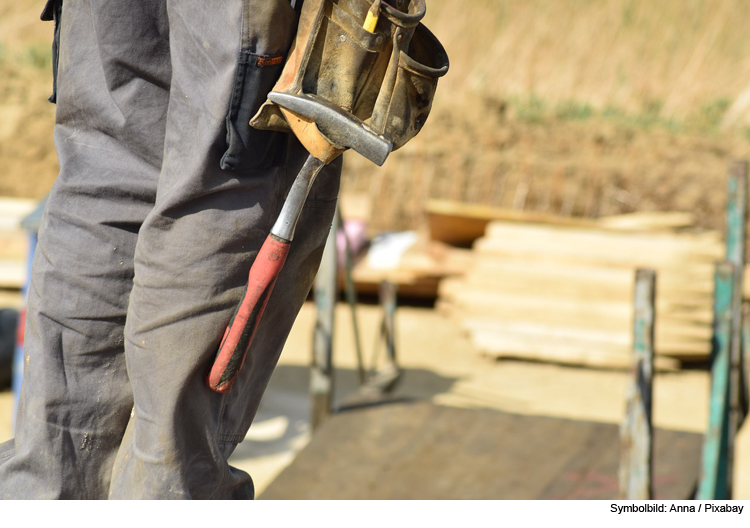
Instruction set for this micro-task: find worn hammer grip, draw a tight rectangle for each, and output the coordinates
[205,235,291,393]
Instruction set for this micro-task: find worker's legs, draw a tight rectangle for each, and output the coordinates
[0,0,340,499]
[106,0,340,499]
[0,0,171,499]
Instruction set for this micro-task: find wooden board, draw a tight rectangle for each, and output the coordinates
[0,261,26,290]
[0,197,34,289]
[426,199,600,247]
[260,402,702,500]
[426,199,699,247]
[0,198,36,231]
[478,224,722,266]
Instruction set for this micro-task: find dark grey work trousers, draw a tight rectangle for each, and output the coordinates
[0,0,340,499]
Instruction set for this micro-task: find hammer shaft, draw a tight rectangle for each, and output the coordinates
[272,155,326,241]
[207,89,391,393]
[205,154,325,393]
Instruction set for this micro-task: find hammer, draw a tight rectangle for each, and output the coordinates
[205,92,392,393]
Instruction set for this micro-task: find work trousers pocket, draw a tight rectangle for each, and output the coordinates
[40,0,63,104]
[221,52,287,171]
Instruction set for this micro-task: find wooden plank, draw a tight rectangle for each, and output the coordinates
[598,211,695,231]
[461,318,709,354]
[481,223,722,255]
[0,199,33,286]
[484,221,722,248]
[620,269,655,499]
[0,231,28,261]
[466,258,714,294]
[425,200,696,247]
[260,402,702,500]
[0,198,35,289]
[468,326,681,370]
[476,235,722,269]
[0,260,26,289]
[441,286,711,325]
[443,287,711,329]
[450,302,712,341]
[455,272,713,306]
[426,199,599,246]
[0,198,36,231]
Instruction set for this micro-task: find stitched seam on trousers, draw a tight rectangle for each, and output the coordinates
[218,433,245,444]
[241,0,250,50]
[208,390,232,499]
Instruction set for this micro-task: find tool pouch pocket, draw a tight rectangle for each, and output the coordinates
[251,0,448,154]
[220,52,286,171]
[301,0,391,117]
[252,0,427,128]
[40,0,63,104]
[370,21,448,150]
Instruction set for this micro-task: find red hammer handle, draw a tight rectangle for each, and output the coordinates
[205,234,290,393]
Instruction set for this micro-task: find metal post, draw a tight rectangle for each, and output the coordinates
[380,280,398,370]
[364,280,401,394]
[310,217,338,431]
[724,160,747,497]
[619,269,656,499]
[697,261,735,500]
[337,210,366,384]
[742,302,750,422]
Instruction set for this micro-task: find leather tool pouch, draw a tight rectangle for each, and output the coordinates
[251,0,448,153]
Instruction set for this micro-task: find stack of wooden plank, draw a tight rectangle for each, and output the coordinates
[439,213,726,369]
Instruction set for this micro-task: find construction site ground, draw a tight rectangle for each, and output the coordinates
[1,299,748,499]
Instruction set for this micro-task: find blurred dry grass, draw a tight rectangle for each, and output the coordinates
[343,0,750,234]
[5,1,750,236]
[429,0,750,127]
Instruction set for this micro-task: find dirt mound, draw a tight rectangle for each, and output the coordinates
[0,3,57,200]
[343,102,748,234]
[2,1,750,239]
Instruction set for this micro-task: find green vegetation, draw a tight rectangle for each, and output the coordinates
[0,39,52,71]
[503,94,736,136]
[16,42,52,70]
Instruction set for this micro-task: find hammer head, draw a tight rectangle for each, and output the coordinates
[268,92,393,166]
